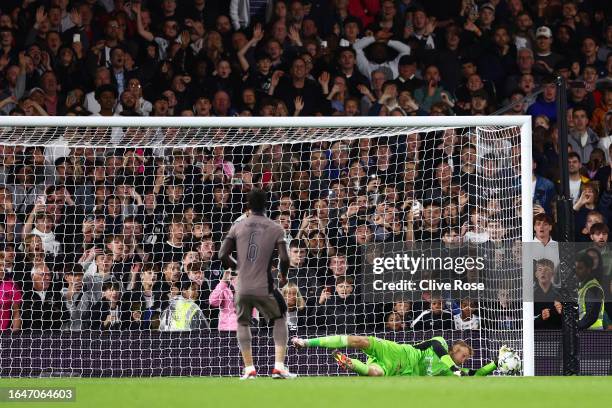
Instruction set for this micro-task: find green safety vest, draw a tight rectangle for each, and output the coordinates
[167,298,200,331]
[578,278,605,330]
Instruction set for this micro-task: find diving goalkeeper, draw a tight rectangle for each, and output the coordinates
[292,335,513,377]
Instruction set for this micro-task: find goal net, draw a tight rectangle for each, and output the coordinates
[0,116,532,377]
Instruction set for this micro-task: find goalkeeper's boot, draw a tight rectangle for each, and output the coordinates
[271,368,298,379]
[240,367,257,380]
[291,336,307,349]
[332,350,353,371]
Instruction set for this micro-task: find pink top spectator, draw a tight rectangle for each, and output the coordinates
[208,281,257,331]
[0,279,22,331]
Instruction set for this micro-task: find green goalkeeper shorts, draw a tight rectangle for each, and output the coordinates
[364,337,419,377]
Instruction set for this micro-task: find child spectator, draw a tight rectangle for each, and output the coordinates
[410,294,454,331]
[88,281,123,331]
[385,311,404,331]
[282,282,306,331]
[208,269,258,331]
[123,263,163,330]
[452,298,480,330]
[61,263,84,330]
[316,277,364,333]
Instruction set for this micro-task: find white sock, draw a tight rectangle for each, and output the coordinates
[274,362,285,371]
[244,365,255,373]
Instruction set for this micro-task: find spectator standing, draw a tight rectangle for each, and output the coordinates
[230,0,273,31]
[569,106,600,164]
[88,281,124,330]
[160,278,209,331]
[0,248,21,331]
[527,76,558,122]
[452,298,480,330]
[316,276,364,333]
[533,259,562,329]
[410,294,454,331]
[533,26,563,77]
[272,57,327,115]
[575,253,606,330]
[282,282,306,331]
[208,269,243,331]
[353,31,411,80]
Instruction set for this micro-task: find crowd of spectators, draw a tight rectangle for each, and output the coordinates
[0,0,608,118]
[0,0,610,333]
[0,130,526,333]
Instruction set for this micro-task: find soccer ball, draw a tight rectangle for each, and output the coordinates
[498,352,522,375]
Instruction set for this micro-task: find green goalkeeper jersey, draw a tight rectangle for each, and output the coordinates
[414,337,454,376]
[364,336,497,377]
[363,336,449,376]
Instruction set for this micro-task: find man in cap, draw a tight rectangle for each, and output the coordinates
[533,26,563,76]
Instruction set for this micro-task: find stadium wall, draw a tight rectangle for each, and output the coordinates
[3,330,609,377]
[0,331,488,377]
[535,331,612,376]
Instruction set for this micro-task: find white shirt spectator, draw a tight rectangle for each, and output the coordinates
[530,238,560,286]
[569,179,581,204]
[597,135,612,163]
[84,91,101,114]
[32,227,61,256]
[353,36,411,80]
[453,313,480,330]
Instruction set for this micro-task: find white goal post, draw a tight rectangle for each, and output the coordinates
[0,115,533,377]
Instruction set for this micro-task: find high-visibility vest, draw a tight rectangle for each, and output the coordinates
[578,278,605,330]
[162,297,200,331]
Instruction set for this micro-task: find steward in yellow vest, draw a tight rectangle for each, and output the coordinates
[575,253,605,330]
[159,283,209,331]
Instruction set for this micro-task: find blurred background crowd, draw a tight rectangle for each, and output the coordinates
[0,0,610,333]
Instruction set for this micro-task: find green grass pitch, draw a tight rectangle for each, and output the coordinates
[0,376,609,408]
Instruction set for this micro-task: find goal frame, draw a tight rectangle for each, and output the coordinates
[0,115,534,376]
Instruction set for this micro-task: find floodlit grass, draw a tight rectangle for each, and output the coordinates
[1,376,609,408]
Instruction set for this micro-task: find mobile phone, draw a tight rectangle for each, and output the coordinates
[73,34,80,43]
[468,4,479,21]
[533,189,545,203]
[411,201,421,217]
[320,41,328,49]
[35,195,46,206]
[405,17,413,30]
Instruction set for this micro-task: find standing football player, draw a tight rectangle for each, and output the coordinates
[219,188,295,379]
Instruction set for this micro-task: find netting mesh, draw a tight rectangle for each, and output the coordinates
[0,124,513,147]
[0,123,526,377]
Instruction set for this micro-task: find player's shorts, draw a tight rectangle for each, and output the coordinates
[363,336,417,376]
[234,289,287,325]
